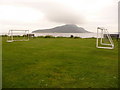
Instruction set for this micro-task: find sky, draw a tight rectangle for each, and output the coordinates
[0,0,119,33]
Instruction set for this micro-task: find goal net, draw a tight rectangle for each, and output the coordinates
[7,30,29,42]
[96,27,114,49]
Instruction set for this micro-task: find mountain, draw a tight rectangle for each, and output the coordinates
[32,24,90,33]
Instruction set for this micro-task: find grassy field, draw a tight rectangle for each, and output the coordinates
[2,37,118,88]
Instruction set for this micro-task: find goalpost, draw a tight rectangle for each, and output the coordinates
[7,30,29,42]
[96,27,114,49]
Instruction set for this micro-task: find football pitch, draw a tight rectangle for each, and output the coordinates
[2,37,118,88]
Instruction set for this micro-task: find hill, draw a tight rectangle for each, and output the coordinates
[32,24,90,33]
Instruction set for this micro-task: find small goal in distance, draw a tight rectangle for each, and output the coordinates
[7,30,29,42]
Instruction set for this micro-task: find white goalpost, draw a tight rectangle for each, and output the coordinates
[7,30,29,42]
[96,27,114,49]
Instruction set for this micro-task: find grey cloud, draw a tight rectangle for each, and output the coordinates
[43,4,84,24]
[1,1,85,24]
[35,1,85,24]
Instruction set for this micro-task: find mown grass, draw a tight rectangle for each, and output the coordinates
[2,37,118,88]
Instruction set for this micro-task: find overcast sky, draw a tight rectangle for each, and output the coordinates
[0,0,119,33]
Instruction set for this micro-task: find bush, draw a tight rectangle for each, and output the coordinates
[91,37,95,39]
[37,36,45,38]
[2,35,8,37]
[56,36,65,38]
[44,35,55,38]
[74,36,81,39]
[70,35,74,38]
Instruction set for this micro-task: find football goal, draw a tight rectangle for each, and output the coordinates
[96,27,114,49]
[7,30,29,42]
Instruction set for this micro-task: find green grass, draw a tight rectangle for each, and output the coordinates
[2,37,118,88]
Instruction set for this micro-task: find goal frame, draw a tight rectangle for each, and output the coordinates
[7,30,29,42]
[96,27,114,49]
